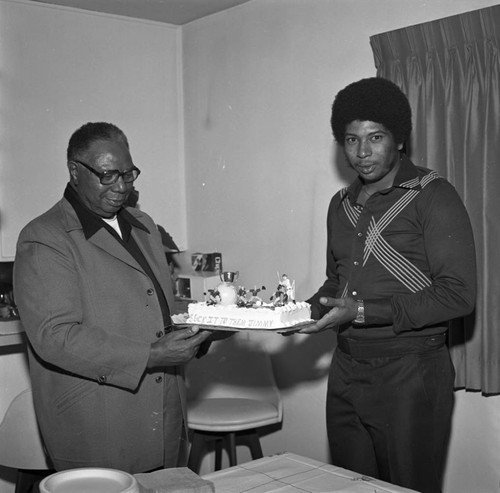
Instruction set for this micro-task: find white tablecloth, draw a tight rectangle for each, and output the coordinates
[203,452,418,493]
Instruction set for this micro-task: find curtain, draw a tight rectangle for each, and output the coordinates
[370,5,500,393]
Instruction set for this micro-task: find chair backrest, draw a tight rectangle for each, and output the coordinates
[0,388,51,470]
[185,331,282,418]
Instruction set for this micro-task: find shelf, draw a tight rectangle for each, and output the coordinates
[0,319,26,347]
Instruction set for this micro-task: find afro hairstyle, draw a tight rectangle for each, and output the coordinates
[330,77,412,146]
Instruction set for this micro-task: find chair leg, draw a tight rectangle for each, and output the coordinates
[15,469,54,493]
[15,470,35,493]
[226,432,237,467]
[187,432,206,473]
[188,429,264,473]
[214,439,224,471]
[246,431,263,459]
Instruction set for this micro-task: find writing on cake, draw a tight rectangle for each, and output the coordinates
[188,313,275,328]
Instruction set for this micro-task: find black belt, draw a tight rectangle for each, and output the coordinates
[337,333,446,359]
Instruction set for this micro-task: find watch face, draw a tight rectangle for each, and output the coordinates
[354,301,365,324]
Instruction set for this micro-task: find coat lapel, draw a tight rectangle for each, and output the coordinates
[61,198,174,307]
[61,198,146,273]
[132,226,176,309]
[89,228,145,272]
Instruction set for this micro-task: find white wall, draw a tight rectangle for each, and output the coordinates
[182,1,500,492]
[0,0,184,490]
[0,0,187,260]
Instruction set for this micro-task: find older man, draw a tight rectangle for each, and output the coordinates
[14,122,210,473]
[302,78,476,493]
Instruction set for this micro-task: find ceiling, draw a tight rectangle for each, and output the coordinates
[30,0,253,25]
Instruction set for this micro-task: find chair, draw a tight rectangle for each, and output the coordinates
[0,388,53,493]
[185,331,283,473]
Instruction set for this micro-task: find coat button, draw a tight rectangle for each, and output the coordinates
[147,288,154,296]
[156,330,164,338]
[155,376,163,383]
[97,375,107,384]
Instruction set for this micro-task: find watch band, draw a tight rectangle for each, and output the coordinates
[353,300,365,325]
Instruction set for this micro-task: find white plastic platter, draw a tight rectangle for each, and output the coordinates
[173,319,315,334]
[39,468,139,493]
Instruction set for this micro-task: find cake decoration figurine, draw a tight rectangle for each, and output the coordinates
[236,286,248,307]
[247,285,266,307]
[270,283,288,306]
[205,288,221,305]
[278,273,295,301]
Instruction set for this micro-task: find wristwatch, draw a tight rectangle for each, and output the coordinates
[353,300,365,325]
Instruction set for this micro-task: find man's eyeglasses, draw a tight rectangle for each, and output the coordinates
[72,159,141,185]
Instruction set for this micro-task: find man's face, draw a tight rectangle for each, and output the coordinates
[69,140,135,218]
[343,120,402,184]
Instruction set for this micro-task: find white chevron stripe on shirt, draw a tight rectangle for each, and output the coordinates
[341,283,350,298]
[363,190,433,292]
[341,189,360,226]
[339,171,440,293]
[366,189,419,235]
[366,216,432,292]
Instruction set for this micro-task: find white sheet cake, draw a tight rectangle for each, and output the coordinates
[186,301,312,329]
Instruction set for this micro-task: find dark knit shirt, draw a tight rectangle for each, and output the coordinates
[308,154,476,340]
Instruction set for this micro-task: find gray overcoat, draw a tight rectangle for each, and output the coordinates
[14,197,184,473]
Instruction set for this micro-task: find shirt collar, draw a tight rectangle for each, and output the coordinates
[64,184,149,240]
[344,154,421,203]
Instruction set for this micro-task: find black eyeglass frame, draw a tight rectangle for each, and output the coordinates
[71,159,141,185]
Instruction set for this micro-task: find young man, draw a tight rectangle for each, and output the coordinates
[301,78,476,493]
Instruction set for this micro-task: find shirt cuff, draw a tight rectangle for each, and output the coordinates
[363,299,393,327]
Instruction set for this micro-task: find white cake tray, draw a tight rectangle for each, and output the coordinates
[172,320,315,334]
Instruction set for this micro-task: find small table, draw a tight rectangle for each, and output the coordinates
[202,452,418,492]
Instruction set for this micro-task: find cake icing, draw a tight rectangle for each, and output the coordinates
[186,301,312,329]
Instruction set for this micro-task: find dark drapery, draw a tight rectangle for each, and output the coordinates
[370,5,500,393]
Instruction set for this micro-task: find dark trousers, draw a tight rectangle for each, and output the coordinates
[326,336,454,493]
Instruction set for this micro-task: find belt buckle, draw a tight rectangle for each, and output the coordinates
[426,334,445,347]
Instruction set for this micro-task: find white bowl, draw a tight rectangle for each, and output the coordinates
[39,468,140,493]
